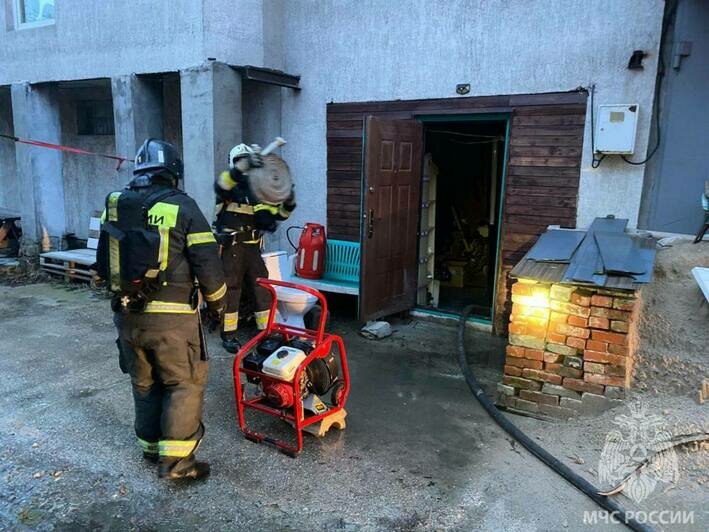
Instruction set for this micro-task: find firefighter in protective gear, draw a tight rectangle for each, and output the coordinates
[215,143,296,353]
[96,138,226,481]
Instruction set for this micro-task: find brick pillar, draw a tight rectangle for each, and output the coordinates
[499,280,641,418]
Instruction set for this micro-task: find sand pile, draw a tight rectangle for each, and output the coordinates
[634,240,708,396]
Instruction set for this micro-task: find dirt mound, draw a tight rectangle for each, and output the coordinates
[634,240,709,396]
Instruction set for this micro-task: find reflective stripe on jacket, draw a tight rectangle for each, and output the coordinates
[97,184,226,313]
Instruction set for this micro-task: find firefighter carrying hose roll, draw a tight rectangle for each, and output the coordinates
[96,139,226,480]
[214,143,296,353]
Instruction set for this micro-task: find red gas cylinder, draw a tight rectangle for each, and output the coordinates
[296,223,326,279]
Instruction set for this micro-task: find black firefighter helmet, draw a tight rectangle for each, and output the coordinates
[133,138,183,184]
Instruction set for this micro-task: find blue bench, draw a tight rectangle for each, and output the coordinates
[292,239,360,295]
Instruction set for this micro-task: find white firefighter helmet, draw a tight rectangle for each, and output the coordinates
[228,143,254,168]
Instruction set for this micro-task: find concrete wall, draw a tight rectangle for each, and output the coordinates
[11,82,65,247]
[242,80,285,251]
[0,0,281,86]
[279,0,665,235]
[0,0,205,85]
[203,0,265,68]
[58,86,120,239]
[162,75,183,157]
[0,87,20,211]
[181,62,243,218]
[201,0,284,69]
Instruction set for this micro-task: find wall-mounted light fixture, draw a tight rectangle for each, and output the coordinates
[456,84,470,95]
[627,50,647,70]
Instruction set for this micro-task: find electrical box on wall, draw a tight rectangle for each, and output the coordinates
[595,104,639,154]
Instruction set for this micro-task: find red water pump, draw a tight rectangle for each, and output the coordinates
[233,279,350,456]
[288,223,326,279]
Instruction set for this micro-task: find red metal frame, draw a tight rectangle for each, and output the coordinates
[233,278,350,456]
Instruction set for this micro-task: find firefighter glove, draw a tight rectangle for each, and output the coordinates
[248,152,264,168]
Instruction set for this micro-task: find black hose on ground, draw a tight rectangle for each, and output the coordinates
[457,305,652,532]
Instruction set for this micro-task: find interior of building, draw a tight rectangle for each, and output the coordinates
[417,119,507,320]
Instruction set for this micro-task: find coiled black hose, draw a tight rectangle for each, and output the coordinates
[457,305,652,532]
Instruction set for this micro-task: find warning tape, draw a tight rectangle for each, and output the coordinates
[0,133,134,170]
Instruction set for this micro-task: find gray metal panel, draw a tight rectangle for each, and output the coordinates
[602,276,642,290]
[511,217,656,289]
[526,230,585,262]
[594,231,646,274]
[562,227,604,284]
[627,235,657,284]
[510,258,568,282]
[642,0,709,233]
[567,236,607,284]
[588,217,628,233]
[233,65,301,90]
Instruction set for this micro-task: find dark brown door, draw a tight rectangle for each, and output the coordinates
[360,117,423,321]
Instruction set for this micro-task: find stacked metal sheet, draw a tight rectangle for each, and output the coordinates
[510,217,657,289]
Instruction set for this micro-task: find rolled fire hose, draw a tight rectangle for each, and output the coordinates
[249,137,293,205]
[456,305,652,532]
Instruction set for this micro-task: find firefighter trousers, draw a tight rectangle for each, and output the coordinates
[220,242,272,341]
[114,313,207,464]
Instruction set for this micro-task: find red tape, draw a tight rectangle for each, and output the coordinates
[0,133,134,170]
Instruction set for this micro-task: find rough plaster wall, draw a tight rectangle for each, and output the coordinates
[203,0,264,66]
[181,62,243,218]
[59,92,119,239]
[280,0,665,233]
[112,75,164,186]
[261,0,284,70]
[242,80,284,251]
[11,82,65,244]
[0,0,204,85]
[0,88,19,210]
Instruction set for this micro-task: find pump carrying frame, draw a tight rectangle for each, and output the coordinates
[233,278,350,456]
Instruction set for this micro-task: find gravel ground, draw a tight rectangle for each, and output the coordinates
[0,277,706,531]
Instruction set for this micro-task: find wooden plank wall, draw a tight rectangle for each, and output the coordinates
[495,102,586,331]
[326,94,514,241]
[326,113,364,241]
[326,92,587,331]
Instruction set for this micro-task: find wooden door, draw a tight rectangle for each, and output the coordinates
[360,117,423,321]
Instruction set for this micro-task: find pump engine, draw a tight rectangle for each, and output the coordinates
[233,278,350,456]
[242,334,343,414]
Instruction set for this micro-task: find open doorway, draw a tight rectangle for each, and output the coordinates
[417,118,507,320]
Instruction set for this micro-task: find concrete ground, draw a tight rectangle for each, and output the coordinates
[0,282,705,531]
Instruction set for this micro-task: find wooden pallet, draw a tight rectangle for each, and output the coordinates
[40,248,96,282]
[39,212,100,282]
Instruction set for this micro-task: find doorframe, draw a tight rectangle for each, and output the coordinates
[329,90,587,332]
[411,112,511,324]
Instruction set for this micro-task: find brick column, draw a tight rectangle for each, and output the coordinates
[498,280,641,418]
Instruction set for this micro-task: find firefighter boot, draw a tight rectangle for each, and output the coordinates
[143,451,159,464]
[158,455,211,480]
[222,338,241,354]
